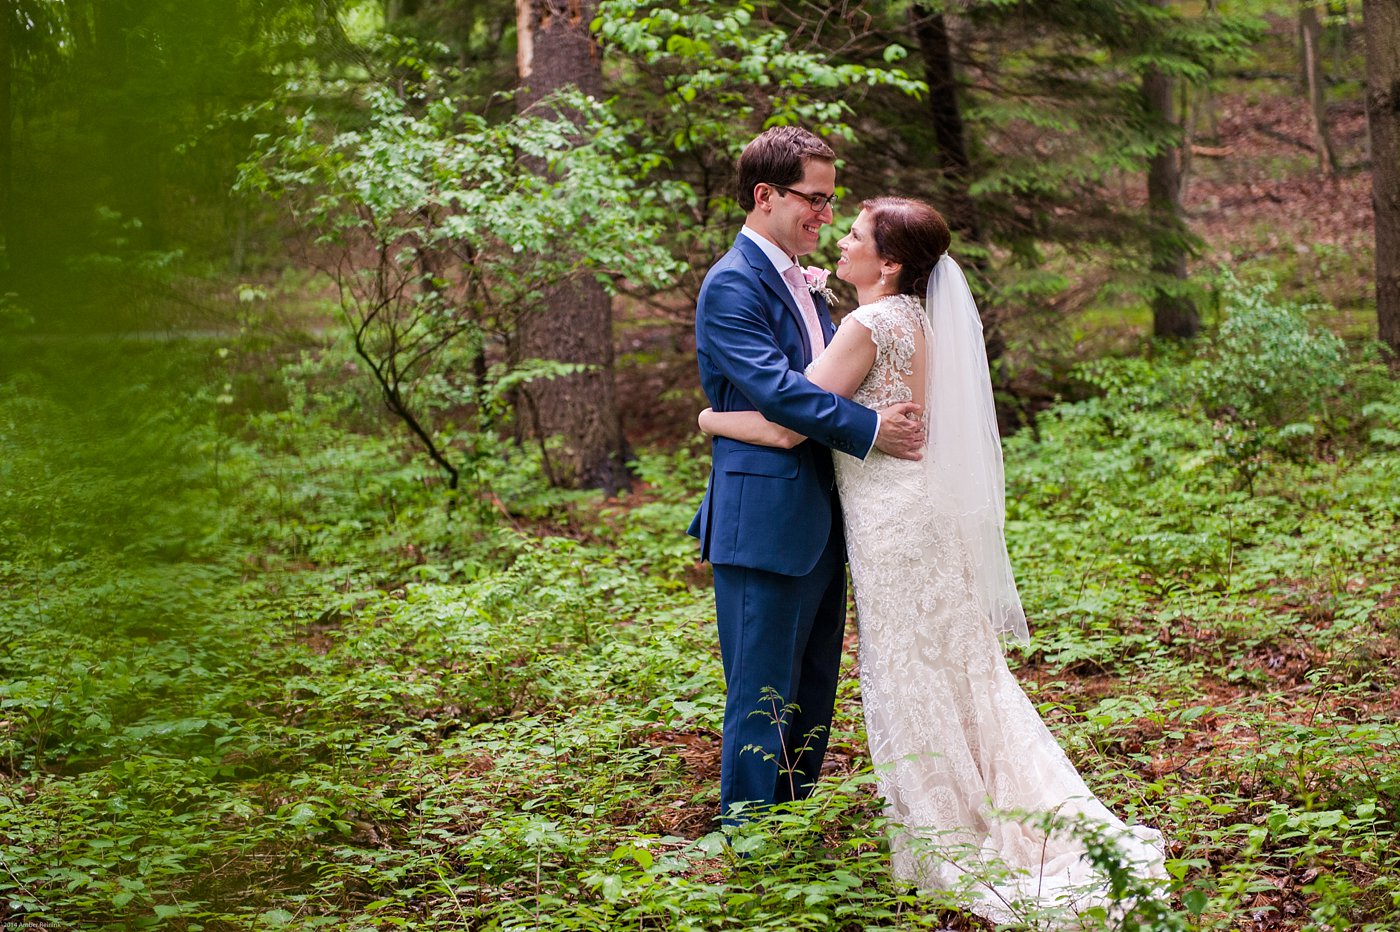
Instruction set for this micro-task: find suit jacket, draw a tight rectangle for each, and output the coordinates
[688,233,879,576]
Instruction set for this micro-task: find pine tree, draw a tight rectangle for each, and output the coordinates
[936,0,1251,330]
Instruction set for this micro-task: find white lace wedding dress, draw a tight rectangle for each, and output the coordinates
[830,294,1166,925]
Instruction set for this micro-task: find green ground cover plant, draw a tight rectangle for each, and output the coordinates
[1,275,1398,930]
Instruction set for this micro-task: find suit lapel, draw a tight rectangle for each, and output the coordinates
[733,234,815,362]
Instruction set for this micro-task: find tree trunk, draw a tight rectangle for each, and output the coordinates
[911,5,980,245]
[1142,15,1199,340]
[1178,83,1197,205]
[1300,1,1340,174]
[514,0,629,492]
[910,5,1007,362]
[0,0,12,277]
[1364,0,1400,358]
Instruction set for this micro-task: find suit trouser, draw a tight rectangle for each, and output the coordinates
[712,529,847,823]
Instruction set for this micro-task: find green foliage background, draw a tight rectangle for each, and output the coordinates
[1,0,1394,928]
[3,274,1399,928]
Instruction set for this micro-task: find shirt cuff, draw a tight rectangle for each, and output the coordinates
[864,416,879,458]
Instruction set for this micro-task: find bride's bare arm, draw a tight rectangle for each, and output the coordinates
[805,318,877,397]
[698,318,884,450]
[698,408,805,449]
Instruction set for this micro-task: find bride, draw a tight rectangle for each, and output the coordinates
[698,197,1167,924]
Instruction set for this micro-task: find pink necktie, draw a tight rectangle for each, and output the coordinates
[781,264,827,358]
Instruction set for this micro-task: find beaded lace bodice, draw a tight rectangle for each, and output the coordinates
[844,294,923,411]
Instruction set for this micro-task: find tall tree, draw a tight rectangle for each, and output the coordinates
[909,4,1007,359]
[903,0,1249,335]
[1364,0,1400,358]
[1299,1,1340,175]
[515,0,629,492]
[910,4,981,247]
[0,0,12,273]
[1143,0,1198,339]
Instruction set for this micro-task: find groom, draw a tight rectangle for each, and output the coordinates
[688,126,924,823]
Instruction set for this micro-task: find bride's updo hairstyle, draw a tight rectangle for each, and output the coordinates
[862,197,950,297]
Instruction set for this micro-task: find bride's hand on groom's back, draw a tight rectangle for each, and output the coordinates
[874,402,924,460]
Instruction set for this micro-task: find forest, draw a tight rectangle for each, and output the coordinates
[1,0,1399,929]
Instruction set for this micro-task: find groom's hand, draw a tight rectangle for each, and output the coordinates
[874,402,925,461]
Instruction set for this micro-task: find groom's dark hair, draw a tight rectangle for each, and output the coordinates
[737,126,836,212]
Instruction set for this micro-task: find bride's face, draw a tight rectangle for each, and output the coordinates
[836,210,890,291]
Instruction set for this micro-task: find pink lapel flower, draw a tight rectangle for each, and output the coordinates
[802,266,838,306]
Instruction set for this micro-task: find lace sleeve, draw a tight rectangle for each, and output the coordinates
[846,303,889,352]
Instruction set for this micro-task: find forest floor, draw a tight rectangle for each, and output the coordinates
[1188,88,1374,322]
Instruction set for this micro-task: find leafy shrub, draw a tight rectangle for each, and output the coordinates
[1195,274,1345,428]
[1189,274,1347,489]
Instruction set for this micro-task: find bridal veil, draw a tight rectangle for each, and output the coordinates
[923,255,1029,643]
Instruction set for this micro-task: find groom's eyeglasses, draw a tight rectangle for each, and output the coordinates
[766,183,839,213]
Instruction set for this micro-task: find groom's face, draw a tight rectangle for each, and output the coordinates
[765,159,836,258]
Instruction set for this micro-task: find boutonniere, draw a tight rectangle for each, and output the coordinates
[803,266,838,306]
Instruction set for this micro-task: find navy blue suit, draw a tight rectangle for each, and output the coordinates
[688,233,878,820]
